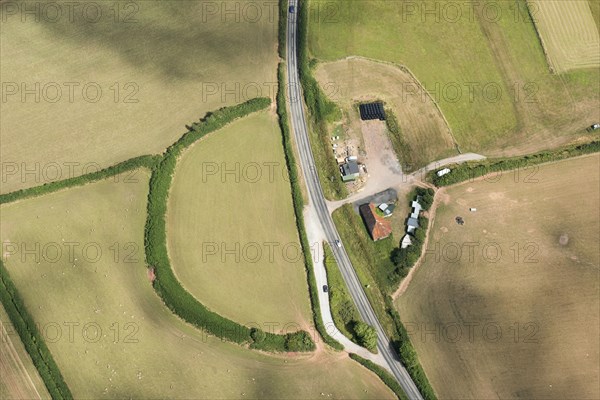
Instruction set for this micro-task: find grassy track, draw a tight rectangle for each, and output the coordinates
[0,170,395,399]
[0,0,278,194]
[166,111,312,328]
[307,0,599,156]
[397,154,600,399]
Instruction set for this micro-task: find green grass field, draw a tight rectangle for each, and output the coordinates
[396,154,600,399]
[0,170,395,399]
[308,0,599,156]
[166,110,312,329]
[0,0,278,194]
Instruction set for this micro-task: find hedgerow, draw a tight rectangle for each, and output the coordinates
[349,353,408,400]
[429,141,600,187]
[144,97,315,351]
[278,0,287,59]
[0,155,161,205]
[384,296,437,400]
[276,63,343,351]
[0,261,73,400]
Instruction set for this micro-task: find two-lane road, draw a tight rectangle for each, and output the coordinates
[285,1,424,399]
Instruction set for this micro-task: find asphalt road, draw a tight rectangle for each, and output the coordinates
[285,2,424,399]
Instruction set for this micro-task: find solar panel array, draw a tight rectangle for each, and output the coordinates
[359,102,386,120]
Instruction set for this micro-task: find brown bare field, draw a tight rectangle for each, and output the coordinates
[397,154,600,399]
[0,304,50,400]
[0,171,394,399]
[315,57,457,170]
[0,1,277,194]
[528,0,600,73]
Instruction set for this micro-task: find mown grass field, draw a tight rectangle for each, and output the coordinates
[0,304,50,400]
[397,154,600,399]
[528,0,600,73]
[315,57,457,170]
[0,0,278,194]
[308,0,599,156]
[166,111,312,329]
[0,171,395,399]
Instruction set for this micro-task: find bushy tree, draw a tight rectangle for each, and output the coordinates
[353,321,378,352]
[250,328,266,343]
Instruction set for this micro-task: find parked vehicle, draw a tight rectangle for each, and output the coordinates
[322,285,328,293]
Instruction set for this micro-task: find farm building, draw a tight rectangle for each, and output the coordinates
[359,102,386,121]
[359,203,392,241]
[341,159,360,182]
[400,234,413,249]
[378,203,395,217]
[410,201,422,219]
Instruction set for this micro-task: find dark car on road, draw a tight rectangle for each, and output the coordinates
[322,285,328,293]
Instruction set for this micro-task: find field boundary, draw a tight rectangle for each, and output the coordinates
[349,353,408,400]
[0,155,161,205]
[428,140,600,186]
[277,63,343,351]
[0,261,73,400]
[524,0,554,73]
[145,97,315,352]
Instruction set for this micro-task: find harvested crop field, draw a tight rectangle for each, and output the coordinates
[0,171,395,399]
[315,57,457,170]
[0,304,50,400]
[528,0,600,73]
[396,154,600,399]
[0,0,277,194]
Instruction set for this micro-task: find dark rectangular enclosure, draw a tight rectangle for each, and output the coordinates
[359,102,386,120]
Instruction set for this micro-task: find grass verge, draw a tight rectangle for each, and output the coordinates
[277,63,343,350]
[322,242,362,346]
[297,0,347,200]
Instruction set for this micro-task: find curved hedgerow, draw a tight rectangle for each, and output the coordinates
[144,97,315,351]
